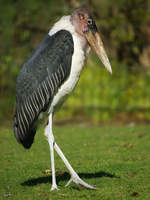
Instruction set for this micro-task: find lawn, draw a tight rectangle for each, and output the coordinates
[0,125,150,200]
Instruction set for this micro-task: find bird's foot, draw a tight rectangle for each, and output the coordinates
[65,175,96,190]
[51,184,59,191]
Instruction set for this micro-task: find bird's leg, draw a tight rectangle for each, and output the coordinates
[45,114,59,191]
[54,142,96,189]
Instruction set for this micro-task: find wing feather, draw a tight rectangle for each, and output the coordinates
[14,30,74,148]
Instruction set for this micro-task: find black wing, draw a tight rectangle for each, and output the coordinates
[14,30,74,149]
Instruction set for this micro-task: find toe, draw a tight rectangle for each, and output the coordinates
[51,185,59,191]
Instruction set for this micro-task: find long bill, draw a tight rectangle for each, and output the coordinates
[85,31,112,74]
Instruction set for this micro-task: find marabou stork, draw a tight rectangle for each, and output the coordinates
[14,7,112,190]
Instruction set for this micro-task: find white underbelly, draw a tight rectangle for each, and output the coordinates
[49,65,84,113]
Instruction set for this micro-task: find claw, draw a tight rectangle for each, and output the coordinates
[51,184,59,191]
[65,175,96,190]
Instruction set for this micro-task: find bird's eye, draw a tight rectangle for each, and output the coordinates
[87,19,93,25]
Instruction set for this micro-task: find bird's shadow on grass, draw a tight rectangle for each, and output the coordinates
[21,171,119,187]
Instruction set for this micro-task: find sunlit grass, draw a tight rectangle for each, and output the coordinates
[0,125,150,199]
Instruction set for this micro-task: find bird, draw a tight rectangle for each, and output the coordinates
[14,7,112,191]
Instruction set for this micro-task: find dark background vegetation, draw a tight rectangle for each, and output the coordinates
[0,0,150,125]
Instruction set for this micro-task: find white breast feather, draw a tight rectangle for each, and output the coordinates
[48,16,88,113]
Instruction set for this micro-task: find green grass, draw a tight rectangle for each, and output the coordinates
[0,125,150,200]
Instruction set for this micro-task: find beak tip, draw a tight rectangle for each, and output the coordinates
[106,64,112,74]
[109,68,112,74]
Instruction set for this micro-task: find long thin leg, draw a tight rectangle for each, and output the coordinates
[45,114,96,190]
[54,142,96,189]
[45,114,59,191]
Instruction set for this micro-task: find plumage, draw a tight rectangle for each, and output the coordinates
[14,29,74,148]
[14,8,112,190]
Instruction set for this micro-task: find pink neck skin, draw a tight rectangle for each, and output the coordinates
[71,18,89,50]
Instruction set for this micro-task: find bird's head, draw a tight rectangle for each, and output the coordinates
[71,7,112,74]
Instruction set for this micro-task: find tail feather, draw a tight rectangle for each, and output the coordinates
[14,113,37,149]
[15,128,36,149]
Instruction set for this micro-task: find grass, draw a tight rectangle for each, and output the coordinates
[0,125,150,200]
